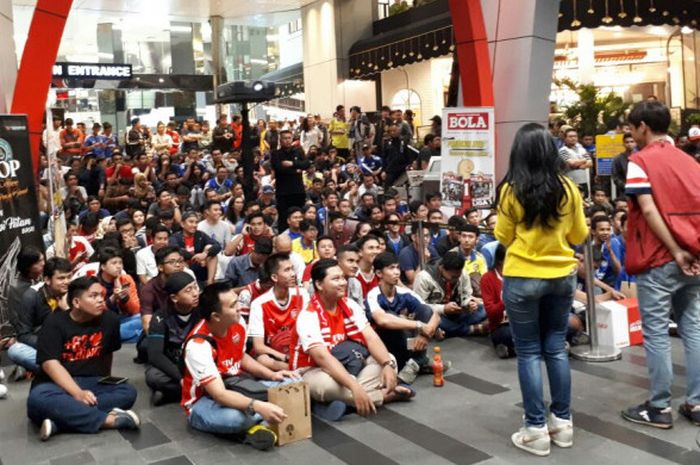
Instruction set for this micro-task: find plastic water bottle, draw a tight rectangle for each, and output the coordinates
[433,346,444,387]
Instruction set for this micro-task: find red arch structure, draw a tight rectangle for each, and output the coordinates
[448,0,494,107]
[10,0,74,171]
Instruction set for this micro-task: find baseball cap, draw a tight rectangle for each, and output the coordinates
[689,127,700,141]
[262,185,275,194]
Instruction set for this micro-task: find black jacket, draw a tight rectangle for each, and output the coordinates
[169,231,221,260]
[383,137,413,174]
[271,146,311,196]
[15,285,62,348]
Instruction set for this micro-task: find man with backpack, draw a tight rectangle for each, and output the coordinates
[620,101,700,429]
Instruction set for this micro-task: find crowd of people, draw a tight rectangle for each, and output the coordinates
[0,99,698,457]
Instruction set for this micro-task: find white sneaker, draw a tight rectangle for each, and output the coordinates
[0,384,7,399]
[0,368,6,382]
[548,413,573,447]
[511,424,551,456]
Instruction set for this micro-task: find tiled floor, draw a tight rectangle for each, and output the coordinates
[1,336,699,465]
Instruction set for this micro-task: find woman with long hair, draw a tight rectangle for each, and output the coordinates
[494,123,588,457]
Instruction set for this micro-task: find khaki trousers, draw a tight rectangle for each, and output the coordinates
[302,355,397,406]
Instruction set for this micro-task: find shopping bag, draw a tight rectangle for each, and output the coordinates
[267,381,312,445]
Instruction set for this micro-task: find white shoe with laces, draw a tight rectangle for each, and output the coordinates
[0,384,7,399]
[511,424,551,456]
[548,413,573,447]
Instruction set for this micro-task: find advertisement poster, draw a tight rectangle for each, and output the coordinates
[595,133,623,176]
[440,107,496,216]
[0,114,44,338]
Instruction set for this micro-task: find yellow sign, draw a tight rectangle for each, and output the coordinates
[595,134,624,176]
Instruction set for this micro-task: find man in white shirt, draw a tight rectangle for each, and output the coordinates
[559,127,593,198]
[136,225,171,284]
[197,200,236,256]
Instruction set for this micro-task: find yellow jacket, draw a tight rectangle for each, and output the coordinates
[494,177,588,278]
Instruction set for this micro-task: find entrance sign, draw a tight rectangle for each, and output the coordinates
[440,107,496,215]
[0,115,44,338]
[53,62,133,80]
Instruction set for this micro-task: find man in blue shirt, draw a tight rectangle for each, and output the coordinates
[398,222,438,286]
[83,123,108,157]
[591,216,622,288]
[358,144,383,177]
[366,252,441,384]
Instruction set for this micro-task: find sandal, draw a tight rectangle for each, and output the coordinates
[392,383,416,402]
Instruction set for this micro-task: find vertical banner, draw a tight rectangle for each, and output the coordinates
[0,115,44,336]
[440,107,496,216]
[595,133,623,177]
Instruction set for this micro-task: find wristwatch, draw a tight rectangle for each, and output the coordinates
[245,399,256,416]
[382,359,397,369]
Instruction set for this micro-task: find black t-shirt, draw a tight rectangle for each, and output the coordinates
[34,310,121,385]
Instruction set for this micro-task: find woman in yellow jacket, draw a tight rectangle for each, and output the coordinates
[494,123,588,457]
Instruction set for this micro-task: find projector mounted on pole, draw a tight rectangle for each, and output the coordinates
[215,80,278,200]
[215,80,277,104]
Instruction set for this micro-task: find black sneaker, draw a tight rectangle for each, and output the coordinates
[244,424,277,450]
[678,403,700,426]
[621,402,673,429]
[110,408,141,430]
[151,390,165,407]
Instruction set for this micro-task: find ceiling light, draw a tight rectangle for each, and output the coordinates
[681,26,694,34]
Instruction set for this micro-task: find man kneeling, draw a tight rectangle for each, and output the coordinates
[181,282,296,450]
[146,272,201,406]
[27,276,140,441]
[290,259,413,422]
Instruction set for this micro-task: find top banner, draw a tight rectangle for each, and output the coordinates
[0,114,44,337]
[53,62,133,80]
[440,107,496,216]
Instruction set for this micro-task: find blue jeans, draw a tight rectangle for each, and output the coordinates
[188,380,285,435]
[119,314,143,343]
[439,305,487,337]
[27,376,137,434]
[504,275,575,427]
[637,261,700,408]
[7,342,38,372]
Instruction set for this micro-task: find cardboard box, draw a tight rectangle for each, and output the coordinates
[268,381,312,446]
[595,298,643,349]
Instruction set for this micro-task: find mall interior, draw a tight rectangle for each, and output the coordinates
[1,1,700,465]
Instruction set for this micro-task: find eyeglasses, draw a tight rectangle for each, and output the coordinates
[163,259,185,266]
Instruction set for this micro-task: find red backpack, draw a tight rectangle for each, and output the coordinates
[625,141,700,275]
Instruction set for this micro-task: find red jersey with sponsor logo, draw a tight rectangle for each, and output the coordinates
[248,287,308,348]
[181,318,247,414]
[289,294,368,370]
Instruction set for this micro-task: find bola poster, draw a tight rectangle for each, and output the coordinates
[0,114,43,338]
[440,107,496,215]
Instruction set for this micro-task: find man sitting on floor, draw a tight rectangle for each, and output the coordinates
[27,276,140,441]
[249,253,309,371]
[290,259,413,422]
[146,272,201,406]
[181,282,296,450]
[413,251,487,338]
[10,258,71,375]
[366,252,443,385]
